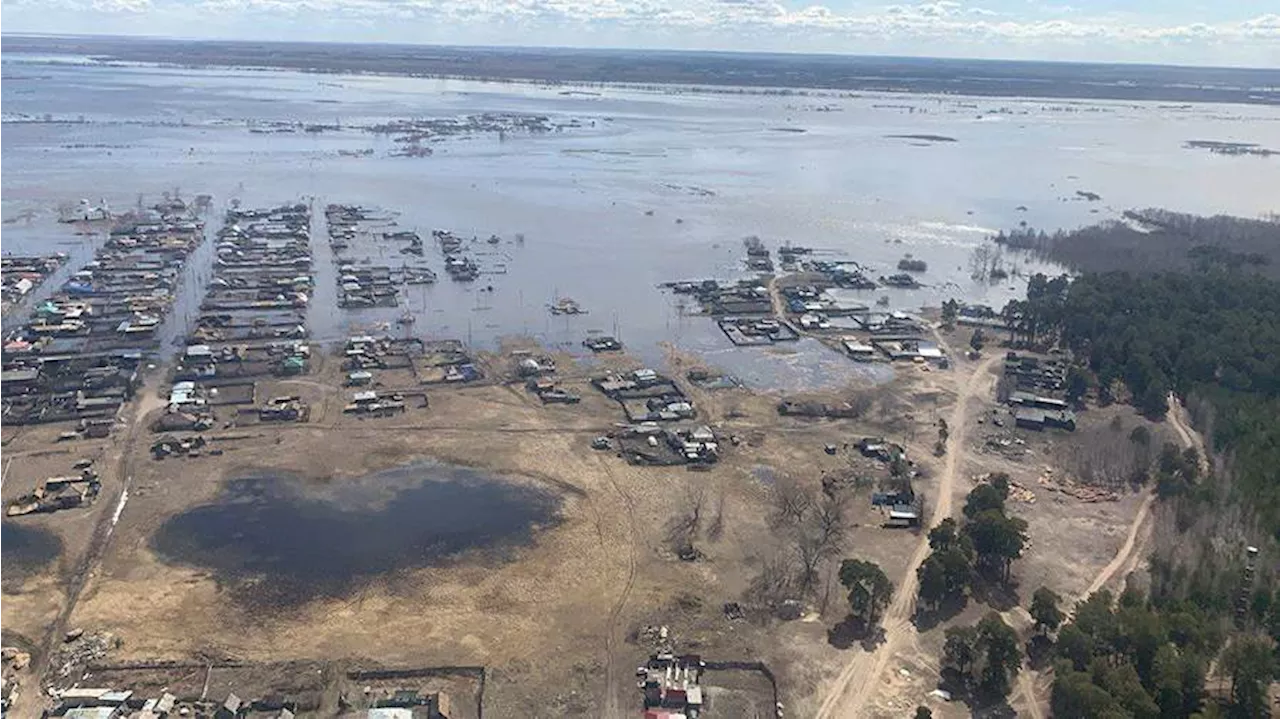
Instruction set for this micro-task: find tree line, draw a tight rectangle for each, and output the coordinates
[1001,268,1280,535]
[988,210,1280,716]
[991,210,1280,279]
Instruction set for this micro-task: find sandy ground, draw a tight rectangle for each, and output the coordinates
[1,330,1178,718]
[810,329,1190,719]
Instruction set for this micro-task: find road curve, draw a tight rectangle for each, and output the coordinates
[1016,392,1206,715]
[814,352,1000,719]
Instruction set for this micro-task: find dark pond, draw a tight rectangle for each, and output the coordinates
[1,522,63,591]
[151,462,563,608]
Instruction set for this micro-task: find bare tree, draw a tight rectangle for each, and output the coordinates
[785,487,851,595]
[970,243,994,282]
[705,485,727,542]
[814,490,850,543]
[751,478,856,609]
[665,484,708,558]
[772,476,814,528]
[1060,423,1146,489]
[746,549,799,607]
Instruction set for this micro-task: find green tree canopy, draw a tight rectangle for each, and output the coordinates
[1221,635,1276,719]
[839,558,893,626]
[943,624,980,680]
[1031,586,1065,635]
[963,483,1007,519]
[977,612,1021,699]
[963,509,1028,582]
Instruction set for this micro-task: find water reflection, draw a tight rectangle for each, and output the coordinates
[151,462,563,608]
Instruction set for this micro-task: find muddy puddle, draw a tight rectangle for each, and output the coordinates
[1,522,63,591]
[151,461,563,608]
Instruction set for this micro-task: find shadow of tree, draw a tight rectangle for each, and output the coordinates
[1026,635,1055,670]
[861,624,887,651]
[938,669,1021,717]
[827,614,865,649]
[914,594,969,631]
[969,700,1018,718]
[971,577,1021,611]
[827,614,888,651]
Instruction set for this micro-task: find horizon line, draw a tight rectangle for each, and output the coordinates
[4,31,1278,74]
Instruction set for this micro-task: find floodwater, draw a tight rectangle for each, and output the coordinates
[1,522,63,591]
[4,53,1280,389]
[150,462,563,608]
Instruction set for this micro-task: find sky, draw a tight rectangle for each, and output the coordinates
[2,1,1278,67]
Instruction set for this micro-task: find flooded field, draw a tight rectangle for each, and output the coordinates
[0,522,63,590]
[150,462,563,608]
[4,53,1280,389]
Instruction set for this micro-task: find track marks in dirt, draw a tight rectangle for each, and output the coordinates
[815,352,1001,719]
[597,460,639,719]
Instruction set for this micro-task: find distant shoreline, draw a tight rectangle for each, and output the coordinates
[4,34,1279,107]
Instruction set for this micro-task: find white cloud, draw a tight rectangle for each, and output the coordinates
[3,0,1279,65]
[91,0,152,11]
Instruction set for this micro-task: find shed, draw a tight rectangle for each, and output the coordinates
[917,342,945,359]
[842,339,876,360]
[888,505,921,526]
[59,688,113,703]
[1009,391,1070,411]
[689,426,715,443]
[1014,407,1047,430]
[63,708,118,719]
[367,709,414,719]
[633,368,659,383]
[99,691,133,705]
[1,368,40,384]
[1043,409,1077,431]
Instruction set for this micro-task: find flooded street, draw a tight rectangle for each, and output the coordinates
[4,56,1280,388]
[150,462,564,608]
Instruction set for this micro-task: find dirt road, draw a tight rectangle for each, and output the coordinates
[1079,394,1201,606]
[598,460,639,719]
[1166,392,1209,475]
[766,276,786,319]
[814,352,1000,719]
[1015,656,1046,719]
[1013,392,1206,715]
[1009,490,1157,717]
[31,384,157,695]
[1081,492,1156,600]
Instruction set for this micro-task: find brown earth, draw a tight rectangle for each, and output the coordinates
[1,330,1175,719]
